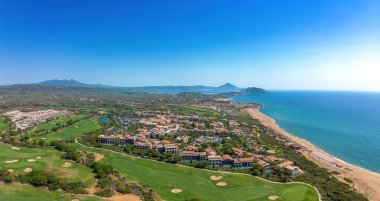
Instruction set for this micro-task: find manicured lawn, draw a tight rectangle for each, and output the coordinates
[175,105,222,117]
[41,118,100,143]
[0,143,96,186]
[0,182,103,201]
[28,114,88,136]
[76,144,319,201]
[0,117,8,133]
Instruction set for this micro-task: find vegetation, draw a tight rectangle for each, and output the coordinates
[0,182,102,201]
[75,143,319,201]
[0,117,8,133]
[258,128,367,201]
[27,114,88,136]
[39,118,100,142]
[0,144,96,186]
[171,105,222,117]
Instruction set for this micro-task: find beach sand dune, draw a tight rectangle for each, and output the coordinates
[244,107,380,201]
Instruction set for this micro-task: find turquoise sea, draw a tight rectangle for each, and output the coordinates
[232,91,380,173]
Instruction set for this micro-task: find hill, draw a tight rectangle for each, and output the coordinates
[39,79,86,87]
[35,79,264,94]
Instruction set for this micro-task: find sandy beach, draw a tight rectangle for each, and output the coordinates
[243,107,380,201]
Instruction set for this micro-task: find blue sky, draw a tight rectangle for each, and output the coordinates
[1,0,379,90]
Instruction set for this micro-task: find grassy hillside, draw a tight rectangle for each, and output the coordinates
[0,117,8,133]
[76,144,319,201]
[28,114,88,136]
[0,182,102,201]
[0,143,95,186]
[40,118,100,143]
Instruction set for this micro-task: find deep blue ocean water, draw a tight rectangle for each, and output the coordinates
[232,91,380,173]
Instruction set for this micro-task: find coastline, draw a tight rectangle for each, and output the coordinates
[243,107,380,201]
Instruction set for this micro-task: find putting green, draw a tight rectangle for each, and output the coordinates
[76,144,319,201]
[0,144,95,186]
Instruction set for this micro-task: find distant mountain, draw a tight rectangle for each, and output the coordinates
[244,87,267,94]
[216,83,242,92]
[39,79,86,87]
[36,79,264,94]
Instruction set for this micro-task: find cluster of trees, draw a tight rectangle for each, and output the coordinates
[49,139,155,201]
[0,169,87,194]
[92,162,155,201]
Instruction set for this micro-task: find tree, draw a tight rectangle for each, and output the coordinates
[38,139,45,146]
[3,172,15,183]
[123,144,133,153]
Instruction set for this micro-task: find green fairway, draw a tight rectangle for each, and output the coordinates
[0,182,103,201]
[41,118,100,143]
[28,114,88,136]
[175,105,222,117]
[76,144,320,201]
[0,144,96,186]
[0,117,8,133]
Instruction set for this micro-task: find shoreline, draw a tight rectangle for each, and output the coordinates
[243,107,380,201]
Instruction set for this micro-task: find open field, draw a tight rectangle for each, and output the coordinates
[0,117,8,133]
[28,114,88,136]
[0,143,96,186]
[173,105,222,117]
[0,182,103,201]
[40,118,100,143]
[76,144,319,201]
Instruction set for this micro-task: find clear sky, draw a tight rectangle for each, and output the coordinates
[1,0,379,91]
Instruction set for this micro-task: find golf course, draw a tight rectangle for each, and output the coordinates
[0,182,103,201]
[38,118,100,143]
[27,114,88,136]
[0,117,8,133]
[0,143,96,186]
[76,143,320,201]
[0,115,320,201]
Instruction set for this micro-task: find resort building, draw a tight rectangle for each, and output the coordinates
[208,155,223,167]
[233,158,254,168]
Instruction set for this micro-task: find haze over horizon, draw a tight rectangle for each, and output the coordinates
[1,0,379,91]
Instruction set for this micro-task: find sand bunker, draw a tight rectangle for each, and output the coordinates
[23,168,33,173]
[268,195,279,200]
[216,182,227,186]
[5,159,19,163]
[36,156,42,159]
[108,194,141,201]
[7,169,15,173]
[10,146,20,150]
[62,162,72,168]
[210,175,223,181]
[171,189,183,193]
[93,152,104,162]
[27,159,37,162]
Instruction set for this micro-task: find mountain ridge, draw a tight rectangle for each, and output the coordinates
[35,79,265,94]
